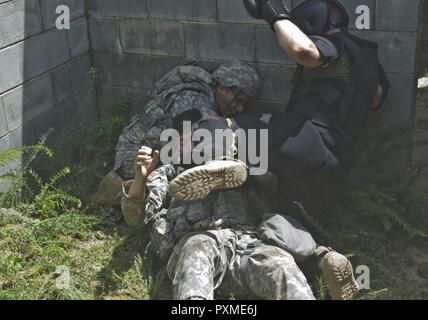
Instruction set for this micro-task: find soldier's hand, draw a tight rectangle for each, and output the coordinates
[133,146,160,182]
[244,0,263,20]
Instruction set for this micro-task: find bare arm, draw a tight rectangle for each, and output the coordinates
[121,146,160,226]
[128,146,160,200]
[273,20,324,68]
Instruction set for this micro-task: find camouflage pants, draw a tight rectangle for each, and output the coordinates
[166,229,315,300]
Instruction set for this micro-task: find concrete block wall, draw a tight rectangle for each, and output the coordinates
[88,0,423,122]
[0,0,96,158]
[0,0,424,180]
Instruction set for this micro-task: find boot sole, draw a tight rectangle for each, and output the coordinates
[169,161,248,201]
[321,253,361,300]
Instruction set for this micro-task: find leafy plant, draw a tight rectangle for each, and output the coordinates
[314,276,329,300]
[0,131,53,209]
[0,131,81,219]
[25,167,82,219]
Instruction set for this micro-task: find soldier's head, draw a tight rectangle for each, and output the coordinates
[291,0,349,36]
[326,0,349,32]
[212,61,260,117]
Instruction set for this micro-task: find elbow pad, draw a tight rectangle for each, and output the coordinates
[309,35,341,64]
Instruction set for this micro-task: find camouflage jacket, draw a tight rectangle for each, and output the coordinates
[121,165,278,259]
[114,65,217,180]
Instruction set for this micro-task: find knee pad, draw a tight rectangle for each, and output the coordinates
[280,121,330,171]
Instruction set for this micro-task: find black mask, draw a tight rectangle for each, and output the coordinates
[215,89,241,118]
[291,0,349,36]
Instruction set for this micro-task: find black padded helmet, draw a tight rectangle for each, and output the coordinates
[291,0,349,36]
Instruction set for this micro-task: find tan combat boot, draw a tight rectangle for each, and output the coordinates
[315,246,360,300]
[168,160,248,201]
[91,170,124,206]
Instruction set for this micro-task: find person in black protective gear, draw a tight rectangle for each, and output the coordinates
[240,0,391,219]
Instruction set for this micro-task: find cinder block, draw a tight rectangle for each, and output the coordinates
[121,20,185,56]
[87,0,148,18]
[152,56,190,83]
[40,0,85,30]
[376,0,422,32]
[252,63,296,102]
[7,124,37,149]
[0,97,8,137]
[32,104,69,145]
[23,29,70,81]
[2,75,54,132]
[219,0,291,24]
[0,133,9,153]
[96,85,128,117]
[255,25,293,65]
[147,0,217,22]
[50,54,92,104]
[374,73,417,132]
[0,0,42,49]
[32,94,94,145]
[73,88,98,126]
[0,43,24,94]
[351,30,418,74]
[68,16,89,57]
[185,23,256,61]
[190,59,225,74]
[89,18,121,52]
[127,87,153,114]
[92,52,154,89]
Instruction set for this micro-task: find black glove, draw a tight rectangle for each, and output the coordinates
[243,0,293,29]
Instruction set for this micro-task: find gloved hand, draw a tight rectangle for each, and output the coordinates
[243,0,293,29]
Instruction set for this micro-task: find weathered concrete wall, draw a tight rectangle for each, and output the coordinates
[87,0,424,174]
[87,0,422,117]
[0,0,424,180]
[0,0,96,156]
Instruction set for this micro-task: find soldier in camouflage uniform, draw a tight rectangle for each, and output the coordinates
[114,61,259,182]
[93,61,260,205]
[94,58,359,300]
[122,139,316,300]
[91,61,259,205]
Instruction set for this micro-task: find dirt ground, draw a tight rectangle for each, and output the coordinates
[399,78,428,298]
[413,78,428,191]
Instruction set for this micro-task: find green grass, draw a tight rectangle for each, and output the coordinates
[0,101,168,300]
[0,207,158,300]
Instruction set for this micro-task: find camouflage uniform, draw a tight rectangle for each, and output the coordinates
[114,65,215,180]
[114,61,260,180]
[118,61,314,300]
[121,165,315,300]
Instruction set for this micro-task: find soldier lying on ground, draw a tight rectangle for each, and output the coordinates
[121,123,318,300]
[157,0,390,299]
[121,113,362,300]
[92,60,260,206]
[93,59,360,299]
